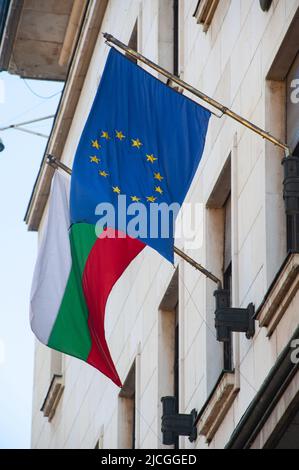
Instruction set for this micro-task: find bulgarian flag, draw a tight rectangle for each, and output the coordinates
[30,172,143,386]
[30,48,210,386]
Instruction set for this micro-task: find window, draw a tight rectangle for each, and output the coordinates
[158,269,179,448]
[95,425,104,449]
[193,0,220,32]
[166,1,184,90]
[118,362,136,449]
[127,20,138,64]
[206,156,233,389]
[266,13,299,267]
[173,302,179,449]
[40,351,64,421]
[286,54,299,253]
[173,0,179,77]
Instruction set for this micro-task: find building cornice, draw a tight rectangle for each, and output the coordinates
[226,326,299,449]
[40,374,64,422]
[24,0,108,231]
[256,253,299,337]
[197,371,239,443]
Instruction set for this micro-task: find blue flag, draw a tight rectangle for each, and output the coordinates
[71,47,211,263]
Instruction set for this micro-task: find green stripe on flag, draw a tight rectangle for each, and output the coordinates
[48,223,98,361]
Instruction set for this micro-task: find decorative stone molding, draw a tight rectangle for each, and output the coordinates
[40,374,64,422]
[256,254,299,337]
[197,372,239,443]
[193,0,220,32]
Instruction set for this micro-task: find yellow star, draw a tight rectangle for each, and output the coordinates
[90,156,100,164]
[116,130,125,141]
[91,139,100,150]
[112,186,121,194]
[154,172,164,182]
[155,186,163,195]
[99,170,109,177]
[147,196,157,203]
[132,138,142,149]
[131,196,141,202]
[101,131,110,140]
[146,154,158,163]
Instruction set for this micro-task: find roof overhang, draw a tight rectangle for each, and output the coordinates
[0,0,88,80]
[24,0,108,230]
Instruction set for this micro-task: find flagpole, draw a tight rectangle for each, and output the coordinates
[103,33,290,157]
[46,154,222,288]
[173,246,222,288]
[47,154,72,175]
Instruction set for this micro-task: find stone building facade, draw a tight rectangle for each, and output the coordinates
[2,0,299,449]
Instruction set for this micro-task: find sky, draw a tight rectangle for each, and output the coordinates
[0,72,63,448]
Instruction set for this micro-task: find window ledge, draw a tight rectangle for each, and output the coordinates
[256,253,299,337]
[40,374,64,422]
[193,0,220,32]
[197,372,239,443]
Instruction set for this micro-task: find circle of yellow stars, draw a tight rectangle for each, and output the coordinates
[88,129,166,203]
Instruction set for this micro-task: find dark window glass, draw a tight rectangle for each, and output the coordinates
[223,194,233,371]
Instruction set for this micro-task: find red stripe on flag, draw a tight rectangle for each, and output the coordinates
[82,227,145,387]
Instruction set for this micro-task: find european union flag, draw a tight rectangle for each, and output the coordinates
[71,47,211,263]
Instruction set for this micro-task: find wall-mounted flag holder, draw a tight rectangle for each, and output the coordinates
[214,289,255,342]
[161,396,197,445]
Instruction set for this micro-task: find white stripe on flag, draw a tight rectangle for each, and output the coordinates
[30,171,71,344]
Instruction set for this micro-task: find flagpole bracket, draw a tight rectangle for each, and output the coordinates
[161,396,198,445]
[46,154,72,176]
[47,154,58,169]
[214,289,255,342]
